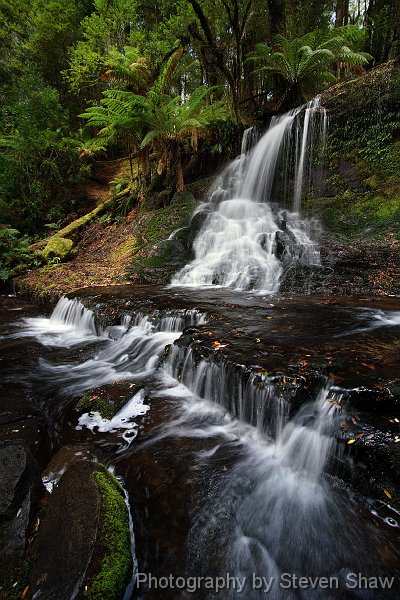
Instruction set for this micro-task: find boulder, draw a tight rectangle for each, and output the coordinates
[41,237,73,261]
[30,461,132,600]
[0,444,43,560]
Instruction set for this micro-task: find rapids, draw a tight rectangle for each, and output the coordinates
[0,99,399,600]
[2,289,399,599]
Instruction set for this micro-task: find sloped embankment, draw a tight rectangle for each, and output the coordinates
[15,186,199,302]
[308,60,400,295]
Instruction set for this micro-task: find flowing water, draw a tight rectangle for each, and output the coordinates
[1,100,399,599]
[171,98,326,294]
[2,290,399,599]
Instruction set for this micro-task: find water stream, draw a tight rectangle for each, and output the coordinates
[171,98,326,294]
[1,99,399,599]
[2,291,399,599]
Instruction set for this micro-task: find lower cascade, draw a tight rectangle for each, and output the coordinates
[6,295,398,599]
[171,98,326,294]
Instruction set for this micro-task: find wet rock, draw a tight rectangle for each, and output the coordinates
[130,239,190,285]
[30,461,132,600]
[0,444,43,560]
[30,461,101,600]
[75,381,142,420]
[41,444,96,493]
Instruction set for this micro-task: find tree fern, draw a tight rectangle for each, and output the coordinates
[248,27,372,107]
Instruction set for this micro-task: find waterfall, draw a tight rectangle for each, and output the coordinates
[17,296,100,346]
[171,98,326,294]
[293,97,328,211]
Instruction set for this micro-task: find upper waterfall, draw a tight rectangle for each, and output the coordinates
[171,98,327,295]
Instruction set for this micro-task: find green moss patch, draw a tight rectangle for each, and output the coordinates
[83,468,132,600]
[306,192,400,239]
[128,191,196,283]
[315,62,400,241]
[75,382,141,420]
[42,237,73,260]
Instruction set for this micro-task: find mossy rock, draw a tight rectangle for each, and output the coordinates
[128,191,197,283]
[42,237,73,260]
[75,382,142,420]
[29,461,132,600]
[83,466,132,600]
[129,239,190,284]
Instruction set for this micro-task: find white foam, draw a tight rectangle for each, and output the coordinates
[76,389,150,445]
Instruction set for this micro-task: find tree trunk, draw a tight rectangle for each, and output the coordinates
[127,138,134,183]
[335,0,349,27]
[176,145,185,192]
[267,0,286,38]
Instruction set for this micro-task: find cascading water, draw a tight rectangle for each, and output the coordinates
[6,291,399,599]
[171,98,326,294]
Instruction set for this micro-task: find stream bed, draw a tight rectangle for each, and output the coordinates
[0,286,399,599]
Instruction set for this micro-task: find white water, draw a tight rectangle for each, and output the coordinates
[11,295,399,597]
[77,388,150,446]
[15,296,100,346]
[171,99,326,294]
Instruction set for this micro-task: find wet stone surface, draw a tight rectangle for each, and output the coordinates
[0,287,399,599]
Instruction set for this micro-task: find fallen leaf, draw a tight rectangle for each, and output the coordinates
[212,341,228,350]
[347,439,356,445]
[383,488,393,500]
[22,586,29,598]
[36,573,48,585]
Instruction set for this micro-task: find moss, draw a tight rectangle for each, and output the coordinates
[76,393,122,420]
[83,468,132,600]
[42,237,73,260]
[306,190,400,240]
[364,176,380,189]
[56,199,115,238]
[75,383,141,420]
[143,192,196,242]
[110,237,138,261]
[127,191,196,283]
[315,62,400,241]
[0,556,32,600]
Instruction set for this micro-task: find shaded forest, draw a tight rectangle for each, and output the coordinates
[0,0,399,282]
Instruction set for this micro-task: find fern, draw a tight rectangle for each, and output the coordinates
[248,27,372,106]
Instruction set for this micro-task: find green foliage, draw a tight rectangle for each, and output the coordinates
[0,74,88,233]
[0,228,42,281]
[309,62,400,241]
[325,62,400,171]
[249,26,372,106]
[81,46,230,191]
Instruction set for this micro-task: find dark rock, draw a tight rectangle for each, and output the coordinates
[337,161,368,193]
[311,166,335,197]
[30,461,101,600]
[0,382,49,461]
[0,444,43,560]
[75,381,142,420]
[41,445,97,493]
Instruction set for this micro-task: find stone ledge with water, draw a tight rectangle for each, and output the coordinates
[0,97,399,599]
[3,284,397,598]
